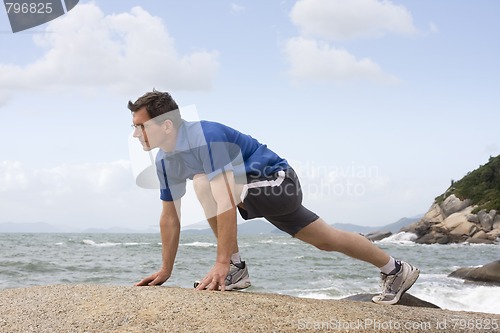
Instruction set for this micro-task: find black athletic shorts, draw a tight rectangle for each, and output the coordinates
[237,168,319,236]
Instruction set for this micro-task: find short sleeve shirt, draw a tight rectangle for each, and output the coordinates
[156,120,289,201]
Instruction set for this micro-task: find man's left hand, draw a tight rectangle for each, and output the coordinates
[195,262,230,291]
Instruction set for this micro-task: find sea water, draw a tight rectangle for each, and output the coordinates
[0,232,498,315]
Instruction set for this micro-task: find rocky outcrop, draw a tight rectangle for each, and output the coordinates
[364,231,392,241]
[2,285,498,333]
[402,195,500,244]
[441,195,471,217]
[342,293,440,309]
[448,260,500,285]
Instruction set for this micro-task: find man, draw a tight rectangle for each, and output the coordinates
[131,90,419,305]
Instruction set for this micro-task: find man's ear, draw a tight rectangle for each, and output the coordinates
[163,119,174,133]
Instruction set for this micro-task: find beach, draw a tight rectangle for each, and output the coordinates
[1,285,499,333]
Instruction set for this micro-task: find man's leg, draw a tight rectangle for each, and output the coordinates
[294,217,419,305]
[294,218,390,267]
[192,174,251,290]
[193,174,236,246]
[295,218,390,268]
[193,174,220,235]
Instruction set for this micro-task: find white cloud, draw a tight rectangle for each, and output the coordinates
[0,161,29,192]
[284,37,398,83]
[0,94,9,106]
[1,159,131,199]
[230,3,245,14]
[0,3,219,97]
[1,160,144,227]
[290,0,418,41]
[284,0,417,83]
[429,22,439,34]
[0,160,206,230]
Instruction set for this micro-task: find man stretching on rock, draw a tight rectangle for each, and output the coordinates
[131,90,420,305]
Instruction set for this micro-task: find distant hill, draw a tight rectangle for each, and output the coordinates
[1,216,420,234]
[436,155,500,213]
[182,219,285,235]
[0,222,67,233]
[181,216,421,235]
[0,222,157,234]
[80,227,158,234]
[331,217,421,234]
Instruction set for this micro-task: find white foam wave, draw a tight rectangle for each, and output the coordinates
[415,284,500,315]
[82,239,121,247]
[376,232,417,244]
[258,239,296,245]
[181,242,216,248]
[409,273,500,315]
[297,292,333,300]
[288,272,500,315]
[81,240,150,247]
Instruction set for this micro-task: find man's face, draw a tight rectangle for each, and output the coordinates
[132,107,165,151]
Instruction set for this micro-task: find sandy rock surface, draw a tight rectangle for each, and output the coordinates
[1,285,499,332]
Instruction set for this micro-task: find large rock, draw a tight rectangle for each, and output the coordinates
[365,231,392,241]
[406,194,499,244]
[478,209,496,232]
[486,229,500,241]
[467,214,479,223]
[342,293,440,309]
[402,220,424,236]
[471,230,487,239]
[442,210,471,230]
[493,215,500,230]
[415,231,450,244]
[441,195,471,217]
[448,260,500,285]
[422,203,444,223]
[2,285,498,333]
[449,221,477,237]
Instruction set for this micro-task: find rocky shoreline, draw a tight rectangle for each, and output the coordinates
[401,195,500,245]
[449,260,500,285]
[1,285,499,333]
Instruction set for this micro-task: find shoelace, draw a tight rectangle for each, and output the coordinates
[380,273,397,295]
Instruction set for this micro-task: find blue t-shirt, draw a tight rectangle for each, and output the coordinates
[156,120,289,201]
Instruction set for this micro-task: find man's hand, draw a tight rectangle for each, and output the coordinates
[135,270,170,286]
[195,262,230,291]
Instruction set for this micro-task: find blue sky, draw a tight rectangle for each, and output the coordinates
[1,0,499,231]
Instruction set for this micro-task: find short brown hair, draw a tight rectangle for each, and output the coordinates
[128,89,182,128]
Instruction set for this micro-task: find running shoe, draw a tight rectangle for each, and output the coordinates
[194,261,251,291]
[372,261,420,305]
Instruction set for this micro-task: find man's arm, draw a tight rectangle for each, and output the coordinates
[135,199,181,286]
[195,170,238,291]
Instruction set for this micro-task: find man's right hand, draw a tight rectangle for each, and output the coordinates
[134,270,170,286]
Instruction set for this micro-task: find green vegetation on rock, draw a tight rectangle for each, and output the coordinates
[436,155,500,213]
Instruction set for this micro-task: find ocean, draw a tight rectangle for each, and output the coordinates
[0,232,499,315]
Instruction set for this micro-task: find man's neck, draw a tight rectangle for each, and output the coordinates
[159,126,178,153]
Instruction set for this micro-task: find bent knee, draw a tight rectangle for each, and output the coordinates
[193,174,211,195]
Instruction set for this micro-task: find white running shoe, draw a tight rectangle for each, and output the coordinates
[194,261,251,291]
[372,261,420,305]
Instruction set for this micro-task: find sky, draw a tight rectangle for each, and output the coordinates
[0,0,499,231]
